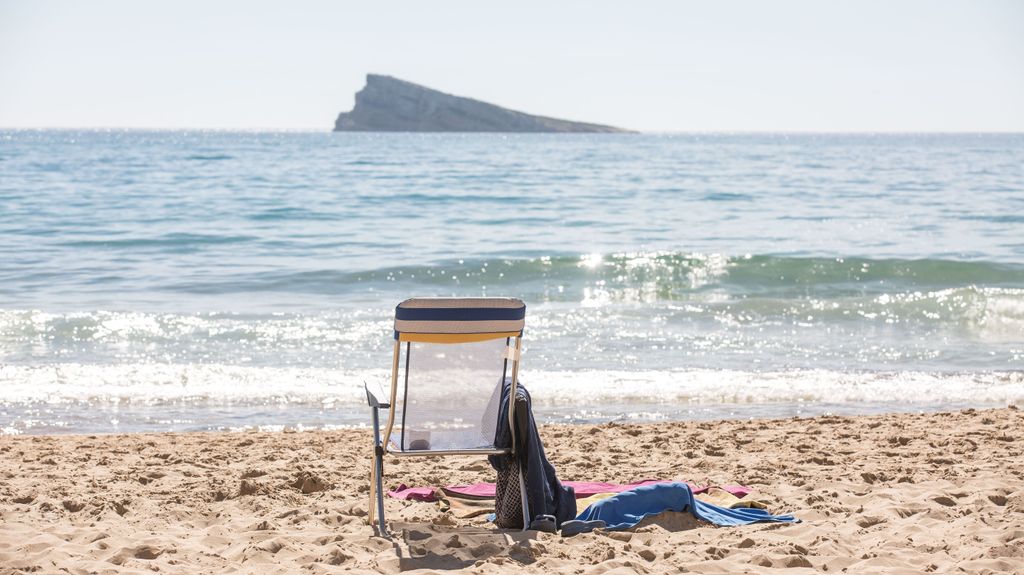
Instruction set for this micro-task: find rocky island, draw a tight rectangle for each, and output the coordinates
[334,74,630,133]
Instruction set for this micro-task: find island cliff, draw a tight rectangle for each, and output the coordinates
[334,74,630,133]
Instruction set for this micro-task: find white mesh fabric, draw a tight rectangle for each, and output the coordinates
[396,337,509,451]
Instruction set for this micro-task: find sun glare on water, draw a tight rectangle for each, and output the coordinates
[579,253,604,269]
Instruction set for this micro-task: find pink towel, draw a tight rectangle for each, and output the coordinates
[387,484,439,502]
[720,484,752,498]
[438,480,751,500]
[388,480,752,501]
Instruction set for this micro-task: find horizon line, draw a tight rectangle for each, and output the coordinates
[3,126,1024,136]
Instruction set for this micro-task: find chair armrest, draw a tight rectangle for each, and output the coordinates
[364,381,390,409]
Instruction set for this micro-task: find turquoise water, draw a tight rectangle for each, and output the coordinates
[1,131,1022,433]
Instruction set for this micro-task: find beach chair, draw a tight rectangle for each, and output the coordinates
[365,297,529,537]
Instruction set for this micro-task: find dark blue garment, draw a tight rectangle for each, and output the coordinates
[489,380,577,526]
[575,482,799,530]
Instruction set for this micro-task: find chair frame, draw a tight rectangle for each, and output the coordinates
[366,305,529,538]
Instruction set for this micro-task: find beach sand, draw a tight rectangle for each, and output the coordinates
[1,407,1021,574]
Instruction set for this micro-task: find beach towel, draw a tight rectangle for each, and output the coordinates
[437,495,496,519]
[574,488,770,512]
[575,492,617,511]
[387,484,439,502]
[575,482,798,530]
[440,480,751,500]
[439,486,772,520]
[441,480,668,500]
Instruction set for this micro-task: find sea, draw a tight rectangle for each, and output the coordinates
[1,130,1022,435]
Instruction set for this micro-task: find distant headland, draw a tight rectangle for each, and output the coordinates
[333,74,631,133]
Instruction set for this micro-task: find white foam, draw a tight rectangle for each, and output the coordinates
[0,364,386,405]
[522,369,1024,406]
[0,363,1020,408]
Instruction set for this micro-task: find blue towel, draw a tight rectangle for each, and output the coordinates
[574,482,798,530]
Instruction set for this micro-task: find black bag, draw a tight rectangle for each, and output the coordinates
[493,456,524,528]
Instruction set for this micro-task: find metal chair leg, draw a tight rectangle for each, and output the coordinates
[374,448,387,537]
[370,405,390,537]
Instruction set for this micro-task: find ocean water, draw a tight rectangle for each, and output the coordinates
[1,130,1022,434]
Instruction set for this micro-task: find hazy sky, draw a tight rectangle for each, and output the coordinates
[1,0,1022,131]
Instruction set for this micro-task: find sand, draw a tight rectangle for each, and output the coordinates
[1,406,1022,574]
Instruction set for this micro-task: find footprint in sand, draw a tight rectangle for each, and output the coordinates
[856,515,885,528]
[108,545,169,565]
[987,494,1008,506]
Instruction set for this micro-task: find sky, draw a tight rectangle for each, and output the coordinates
[1,0,1022,132]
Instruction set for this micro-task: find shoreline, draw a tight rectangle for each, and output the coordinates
[4,367,1021,435]
[3,398,1022,436]
[5,400,1021,437]
[2,407,1021,573]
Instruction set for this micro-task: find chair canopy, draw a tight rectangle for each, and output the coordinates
[394,297,526,342]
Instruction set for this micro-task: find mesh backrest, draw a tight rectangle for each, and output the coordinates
[397,337,509,451]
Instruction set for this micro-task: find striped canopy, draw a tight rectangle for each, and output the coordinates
[394,297,525,342]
